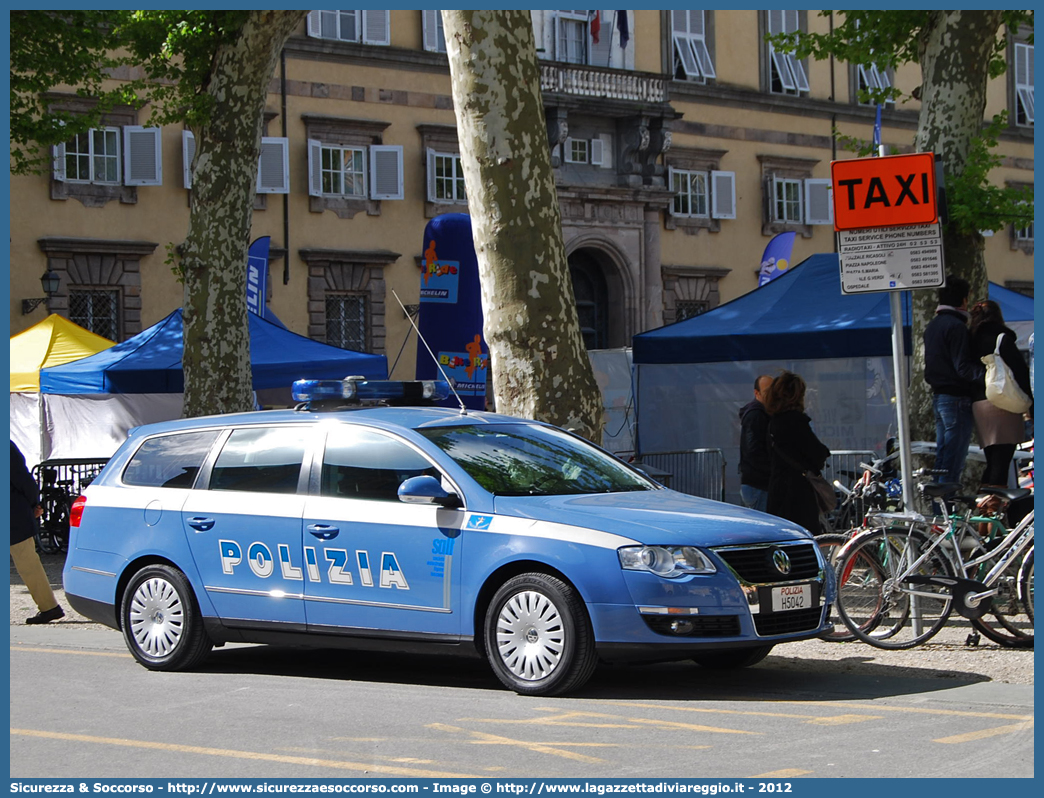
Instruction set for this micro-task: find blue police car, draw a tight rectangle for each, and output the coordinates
[64,378,835,696]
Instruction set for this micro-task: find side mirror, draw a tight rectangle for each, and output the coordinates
[397,475,462,508]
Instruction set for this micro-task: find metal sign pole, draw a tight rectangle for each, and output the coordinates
[889,290,915,513]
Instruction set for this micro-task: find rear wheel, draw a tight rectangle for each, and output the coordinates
[835,528,954,649]
[692,645,773,669]
[1019,547,1034,625]
[815,533,857,641]
[121,565,212,671]
[484,572,597,696]
[970,549,1033,648]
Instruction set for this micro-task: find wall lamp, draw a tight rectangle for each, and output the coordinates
[22,270,61,315]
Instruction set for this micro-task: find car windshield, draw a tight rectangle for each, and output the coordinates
[416,424,656,496]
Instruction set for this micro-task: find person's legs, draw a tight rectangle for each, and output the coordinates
[981,443,1016,486]
[10,538,60,614]
[951,397,975,482]
[933,394,973,483]
[740,484,768,513]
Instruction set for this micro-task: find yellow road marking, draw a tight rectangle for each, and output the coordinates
[463,710,753,736]
[752,769,812,778]
[934,720,1034,744]
[613,700,1029,722]
[11,729,480,777]
[533,706,861,728]
[429,723,605,763]
[12,646,131,659]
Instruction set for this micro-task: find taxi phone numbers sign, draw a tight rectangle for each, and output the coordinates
[831,152,944,294]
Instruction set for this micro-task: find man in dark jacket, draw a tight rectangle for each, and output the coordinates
[923,277,983,483]
[738,375,773,512]
[10,441,64,624]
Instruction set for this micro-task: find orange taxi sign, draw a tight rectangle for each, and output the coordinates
[831,152,938,231]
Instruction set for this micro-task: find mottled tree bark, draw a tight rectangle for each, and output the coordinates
[442,10,603,443]
[908,11,1002,443]
[181,10,305,418]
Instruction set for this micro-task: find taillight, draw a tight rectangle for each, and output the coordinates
[70,496,87,528]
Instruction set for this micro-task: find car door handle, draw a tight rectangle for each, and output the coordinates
[187,517,215,532]
[307,524,339,540]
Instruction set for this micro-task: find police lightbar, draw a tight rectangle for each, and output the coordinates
[291,377,452,405]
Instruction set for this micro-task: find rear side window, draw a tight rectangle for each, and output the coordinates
[209,427,310,494]
[123,431,221,489]
[322,426,439,502]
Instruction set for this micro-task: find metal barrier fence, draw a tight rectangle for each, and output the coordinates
[634,449,726,502]
[32,458,110,504]
[823,450,878,492]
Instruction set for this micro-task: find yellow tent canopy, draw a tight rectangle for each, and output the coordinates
[10,314,115,392]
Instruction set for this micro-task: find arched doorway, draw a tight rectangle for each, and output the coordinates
[568,250,609,350]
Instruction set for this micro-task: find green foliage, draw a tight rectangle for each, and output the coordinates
[945,113,1034,235]
[10,10,251,175]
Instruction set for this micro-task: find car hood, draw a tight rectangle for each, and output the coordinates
[492,489,812,547]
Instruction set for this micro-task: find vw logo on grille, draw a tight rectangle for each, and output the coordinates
[772,549,792,575]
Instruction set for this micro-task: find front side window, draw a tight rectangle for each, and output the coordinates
[1014,42,1034,127]
[69,289,119,341]
[672,169,709,218]
[122,430,221,489]
[320,145,366,197]
[326,293,368,351]
[322,426,439,502]
[774,177,803,223]
[766,10,808,96]
[64,128,120,184]
[418,424,656,496]
[672,10,715,82]
[209,427,309,494]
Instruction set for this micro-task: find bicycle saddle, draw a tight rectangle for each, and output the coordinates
[919,481,962,498]
[977,486,1032,502]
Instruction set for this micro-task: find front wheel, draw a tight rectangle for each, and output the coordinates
[1018,547,1034,625]
[692,645,773,669]
[484,572,597,696]
[815,533,857,642]
[970,548,1033,648]
[121,565,212,671]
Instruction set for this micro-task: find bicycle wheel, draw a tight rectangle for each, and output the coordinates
[1018,546,1033,625]
[969,545,1033,648]
[34,498,70,555]
[835,527,954,649]
[815,533,858,642]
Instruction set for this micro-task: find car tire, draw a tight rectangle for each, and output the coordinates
[692,644,774,670]
[484,572,597,696]
[121,564,212,671]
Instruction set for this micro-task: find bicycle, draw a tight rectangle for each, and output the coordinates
[832,485,1034,650]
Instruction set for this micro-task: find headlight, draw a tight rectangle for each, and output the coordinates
[618,546,716,578]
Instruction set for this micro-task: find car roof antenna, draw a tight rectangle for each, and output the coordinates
[390,289,469,416]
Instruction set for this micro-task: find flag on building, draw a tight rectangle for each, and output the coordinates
[757,232,796,287]
[616,10,629,49]
[589,10,601,45]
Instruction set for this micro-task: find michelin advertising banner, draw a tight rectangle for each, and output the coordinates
[415,214,489,410]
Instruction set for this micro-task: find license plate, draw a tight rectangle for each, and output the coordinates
[771,583,812,612]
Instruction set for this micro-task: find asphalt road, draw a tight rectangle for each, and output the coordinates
[9,553,1035,781]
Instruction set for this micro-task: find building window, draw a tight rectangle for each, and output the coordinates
[661,265,729,326]
[304,116,402,217]
[855,62,892,105]
[555,10,588,65]
[766,10,808,96]
[306,10,390,46]
[422,10,446,53]
[428,150,467,203]
[676,300,709,321]
[1014,41,1034,127]
[672,10,715,83]
[1015,218,1034,242]
[773,177,803,224]
[63,128,120,184]
[69,289,120,341]
[326,293,368,351]
[320,146,367,197]
[758,155,831,237]
[671,170,709,218]
[569,253,608,350]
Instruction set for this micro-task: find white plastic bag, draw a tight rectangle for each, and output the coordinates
[983,333,1031,414]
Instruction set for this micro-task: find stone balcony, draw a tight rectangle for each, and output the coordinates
[540,63,667,104]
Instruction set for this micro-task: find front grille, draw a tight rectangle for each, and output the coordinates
[714,542,820,583]
[753,607,823,636]
[643,614,741,638]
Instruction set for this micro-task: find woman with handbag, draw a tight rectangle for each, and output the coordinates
[969,300,1032,487]
[764,370,832,533]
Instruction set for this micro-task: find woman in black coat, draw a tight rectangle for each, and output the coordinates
[764,371,831,533]
[969,300,1032,486]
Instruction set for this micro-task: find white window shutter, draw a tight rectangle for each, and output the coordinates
[257,137,289,194]
[426,148,437,202]
[552,13,563,61]
[589,11,611,67]
[307,138,323,197]
[52,143,66,182]
[182,130,195,189]
[370,145,403,200]
[563,137,576,163]
[710,170,736,220]
[362,10,390,45]
[805,178,833,225]
[422,10,440,52]
[123,126,162,186]
[666,166,676,215]
[306,11,322,38]
[589,138,603,166]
